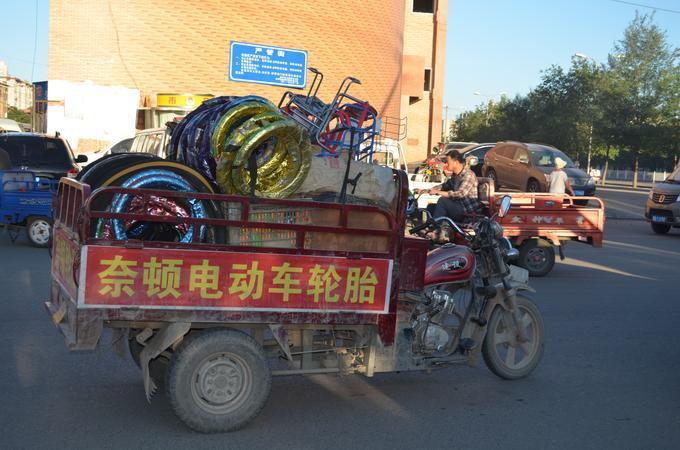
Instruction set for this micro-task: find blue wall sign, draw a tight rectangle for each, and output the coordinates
[33,81,48,101]
[229,42,307,89]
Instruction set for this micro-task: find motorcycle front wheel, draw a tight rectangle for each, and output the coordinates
[482,294,544,380]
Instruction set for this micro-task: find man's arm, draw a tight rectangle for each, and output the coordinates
[564,175,574,195]
[415,183,443,194]
[434,172,475,199]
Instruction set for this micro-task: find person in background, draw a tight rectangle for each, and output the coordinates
[415,150,480,222]
[549,157,574,195]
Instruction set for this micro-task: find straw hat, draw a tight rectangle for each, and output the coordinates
[554,157,567,169]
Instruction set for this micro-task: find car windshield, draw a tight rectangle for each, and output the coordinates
[529,146,576,168]
[667,165,680,182]
[0,135,73,170]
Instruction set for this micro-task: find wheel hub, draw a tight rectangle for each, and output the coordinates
[192,353,251,413]
[30,221,50,244]
[527,248,546,269]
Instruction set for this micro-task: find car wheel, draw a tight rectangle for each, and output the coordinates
[651,223,670,234]
[487,169,500,189]
[527,179,540,193]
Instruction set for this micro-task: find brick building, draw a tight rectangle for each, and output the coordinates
[48,0,446,160]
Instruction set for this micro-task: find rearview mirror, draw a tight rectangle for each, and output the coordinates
[467,156,479,167]
[76,154,88,163]
[498,195,512,218]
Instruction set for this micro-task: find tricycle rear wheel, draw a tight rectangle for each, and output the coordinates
[166,328,271,433]
[518,239,555,277]
[26,216,51,248]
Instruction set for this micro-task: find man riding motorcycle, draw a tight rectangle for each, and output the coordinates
[415,150,481,223]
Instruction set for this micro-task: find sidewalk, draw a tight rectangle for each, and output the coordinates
[597,179,653,192]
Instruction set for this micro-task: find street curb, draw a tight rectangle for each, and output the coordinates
[605,217,646,221]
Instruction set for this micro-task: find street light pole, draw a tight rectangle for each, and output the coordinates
[442,104,449,142]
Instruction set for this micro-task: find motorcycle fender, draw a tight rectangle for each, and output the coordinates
[511,282,536,293]
[493,283,535,314]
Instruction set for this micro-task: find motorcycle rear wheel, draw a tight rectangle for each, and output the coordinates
[482,294,544,380]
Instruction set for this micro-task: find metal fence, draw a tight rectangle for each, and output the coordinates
[594,167,672,183]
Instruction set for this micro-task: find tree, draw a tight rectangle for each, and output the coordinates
[599,13,679,187]
[7,106,31,125]
[453,13,678,182]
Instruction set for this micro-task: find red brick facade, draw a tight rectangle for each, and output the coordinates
[49,0,446,160]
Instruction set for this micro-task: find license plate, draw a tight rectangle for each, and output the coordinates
[652,215,667,223]
[574,190,585,196]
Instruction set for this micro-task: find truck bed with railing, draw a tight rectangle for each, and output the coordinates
[46,172,427,353]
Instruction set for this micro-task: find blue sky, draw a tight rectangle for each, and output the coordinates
[0,0,678,114]
[444,0,680,115]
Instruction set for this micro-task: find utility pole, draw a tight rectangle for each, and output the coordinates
[587,122,593,174]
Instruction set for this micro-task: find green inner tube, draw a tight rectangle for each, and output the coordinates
[230,119,312,199]
[215,111,285,194]
[210,101,277,158]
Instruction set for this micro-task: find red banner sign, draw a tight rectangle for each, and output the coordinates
[80,246,393,314]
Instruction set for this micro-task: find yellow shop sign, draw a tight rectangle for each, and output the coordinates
[156,93,213,109]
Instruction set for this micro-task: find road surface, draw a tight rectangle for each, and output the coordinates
[1,187,678,449]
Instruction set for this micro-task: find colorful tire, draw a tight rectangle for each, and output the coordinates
[230,119,312,199]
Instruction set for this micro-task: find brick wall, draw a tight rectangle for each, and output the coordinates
[49,0,406,121]
[400,0,447,163]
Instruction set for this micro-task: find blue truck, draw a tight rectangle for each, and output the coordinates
[0,170,57,247]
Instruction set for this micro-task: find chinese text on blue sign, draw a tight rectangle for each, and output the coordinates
[229,42,307,89]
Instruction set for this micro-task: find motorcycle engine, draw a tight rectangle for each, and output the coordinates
[423,323,450,351]
[412,288,472,353]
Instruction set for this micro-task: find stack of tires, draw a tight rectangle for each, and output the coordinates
[168,95,312,199]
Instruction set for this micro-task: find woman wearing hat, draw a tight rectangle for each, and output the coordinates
[549,157,574,195]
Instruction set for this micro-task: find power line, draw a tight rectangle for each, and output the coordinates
[0,54,47,67]
[611,0,680,14]
[31,0,39,82]
[108,0,139,89]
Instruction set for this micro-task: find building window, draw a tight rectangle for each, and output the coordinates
[424,69,432,92]
[413,0,435,13]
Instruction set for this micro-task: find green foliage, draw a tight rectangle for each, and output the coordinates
[7,106,31,125]
[454,13,679,170]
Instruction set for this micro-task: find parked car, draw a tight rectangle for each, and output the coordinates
[81,136,134,165]
[371,139,406,171]
[483,142,596,196]
[0,133,87,179]
[129,127,171,158]
[0,118,22,133]
[444,141,477,152]
[645,163,680,234]
[460,143,495,177]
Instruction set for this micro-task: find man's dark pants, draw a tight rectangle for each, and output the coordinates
[430,197,466,223]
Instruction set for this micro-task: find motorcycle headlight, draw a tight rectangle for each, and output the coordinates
[499,237,519,260]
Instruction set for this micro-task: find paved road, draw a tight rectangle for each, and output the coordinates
[1,189,679,449]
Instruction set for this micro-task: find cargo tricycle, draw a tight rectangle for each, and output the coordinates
[46,171,543,432]
[0,170,56,247]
